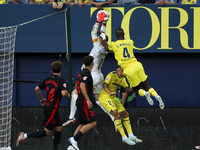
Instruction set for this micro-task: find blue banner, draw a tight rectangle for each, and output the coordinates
[1,4,200,53]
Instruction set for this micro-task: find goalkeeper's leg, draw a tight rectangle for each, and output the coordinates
[63,89,78,126]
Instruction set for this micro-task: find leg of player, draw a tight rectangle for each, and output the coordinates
[67,145,76,150]
[95,94,117,132]
[136,87,154,106]
[133,84,154,106]
[120,110,142,143]
[141,81,165,109]
[195,146,200,149]
[110,109,135,146]
[16,129,48,146]
[63,90,77,126]
[69,121,96,150]
[53,126,62,150]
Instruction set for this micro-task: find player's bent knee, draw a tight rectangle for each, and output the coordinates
[115,114,121,120]
[55,126,63,132]
[44,129,52,136]
[125,112,129,118]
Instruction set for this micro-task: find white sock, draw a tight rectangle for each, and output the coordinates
[122,136,128,140]
[128,133,134,138]
[96,101,115,121]
[23,133,27,139]
[155,95,160,98]
[69,93,78,119]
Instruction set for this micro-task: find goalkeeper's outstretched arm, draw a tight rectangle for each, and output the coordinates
[100,32,109,52]
[91,22,99,43]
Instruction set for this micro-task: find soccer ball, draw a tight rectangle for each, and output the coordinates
[96,10,109,22]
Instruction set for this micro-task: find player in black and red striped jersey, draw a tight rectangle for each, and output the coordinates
[16,61,70,150]
[68,55,96,150]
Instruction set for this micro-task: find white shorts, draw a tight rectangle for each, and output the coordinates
[91,72,104,94]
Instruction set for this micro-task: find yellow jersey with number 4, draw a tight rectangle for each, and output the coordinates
[108,39,137,69]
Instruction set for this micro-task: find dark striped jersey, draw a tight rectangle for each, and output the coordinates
[76,69,93,107]
[38,75,67,109]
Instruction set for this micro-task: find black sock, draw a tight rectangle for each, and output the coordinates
[53,131,61,150]
[27,130,47,138]
[74,131,83,141]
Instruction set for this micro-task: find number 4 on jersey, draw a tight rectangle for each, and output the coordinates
[123,47,130,58]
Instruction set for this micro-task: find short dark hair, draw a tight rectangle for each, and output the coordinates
[83,55,94,67]
[51,61,63,73]
[115,28,124,39]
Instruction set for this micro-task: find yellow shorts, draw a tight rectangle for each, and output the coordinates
[123,61,148,87]
[99,97,125,113]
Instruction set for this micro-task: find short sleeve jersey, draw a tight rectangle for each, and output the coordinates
[76,69,93,107]
[99,71,128,99]
[109,39,137,69]
[38,75,67,109]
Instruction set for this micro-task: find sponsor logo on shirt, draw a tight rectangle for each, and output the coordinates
[83,76,88,80]
[63,83,67,88]
[106,77,110,81]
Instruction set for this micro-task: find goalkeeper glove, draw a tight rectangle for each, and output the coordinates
[103,11,109,23]
[97,11,107,22]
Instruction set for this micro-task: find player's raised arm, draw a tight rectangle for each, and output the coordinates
[91,22,99,44]
[100,32,109,51]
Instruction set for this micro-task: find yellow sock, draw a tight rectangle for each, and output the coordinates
[115,119,126,137]
[138,89,146,97]
[148,88,158,97]
[123,117,133,135]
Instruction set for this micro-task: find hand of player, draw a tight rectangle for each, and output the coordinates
[87,100,92,109]
[97,11,107,22]
[110,92,116,95]
[40,99,46,105]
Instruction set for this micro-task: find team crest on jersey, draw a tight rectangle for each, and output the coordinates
[63,83,67,88]
[106,77,110,81]
[83,76,87,80]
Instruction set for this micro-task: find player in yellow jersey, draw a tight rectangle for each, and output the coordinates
[100,28,164,109]
[99,66,142,146]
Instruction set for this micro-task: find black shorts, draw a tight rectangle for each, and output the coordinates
[43,107,62,130]
[77,105,96,125]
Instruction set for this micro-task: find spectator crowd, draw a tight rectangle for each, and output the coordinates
[1,0,199,7]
